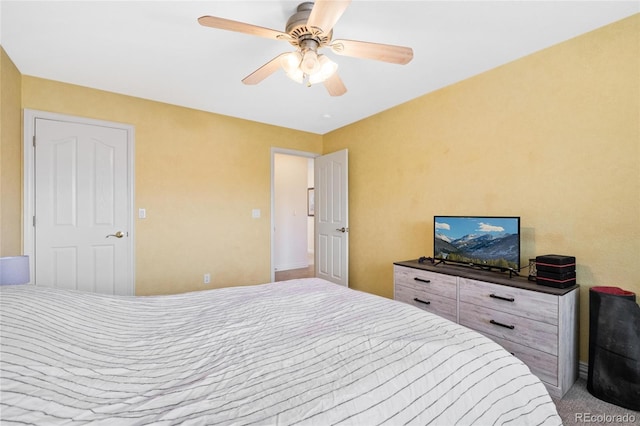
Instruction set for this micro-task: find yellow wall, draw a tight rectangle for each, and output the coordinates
[324,14,639,363]
[0,47,23,256]
[20,77,322,295]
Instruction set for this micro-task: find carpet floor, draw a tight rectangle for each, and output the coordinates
[552,378,638,425]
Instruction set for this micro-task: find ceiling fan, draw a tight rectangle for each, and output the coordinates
[198,0,413,96]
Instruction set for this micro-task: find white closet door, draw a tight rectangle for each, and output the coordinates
[34,118,132,295]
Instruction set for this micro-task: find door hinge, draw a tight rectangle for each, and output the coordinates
[33,135,36,147]
[33,216,36,227]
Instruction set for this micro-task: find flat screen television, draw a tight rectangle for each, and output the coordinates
[434,216,520,272]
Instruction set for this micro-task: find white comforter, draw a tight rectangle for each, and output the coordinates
[0,279,561,425]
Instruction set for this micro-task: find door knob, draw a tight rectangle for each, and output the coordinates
[336,227,349,233]
[106,231,124,239]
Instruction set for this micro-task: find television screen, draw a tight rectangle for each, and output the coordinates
[434,216,520,271]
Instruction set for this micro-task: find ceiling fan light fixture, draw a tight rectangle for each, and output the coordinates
[300,49,320,75]
[285,67,305,84]
[308,54,338,84]
[280,51,302,74]
[198,1,413,96]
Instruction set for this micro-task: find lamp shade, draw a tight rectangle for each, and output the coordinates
[300,49,320,75]
[0,255,30,285]
[285,67,304,84]
[308,55,338,85]
[280,51,302,74]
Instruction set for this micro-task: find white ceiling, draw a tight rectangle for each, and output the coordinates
[1,1,638,135]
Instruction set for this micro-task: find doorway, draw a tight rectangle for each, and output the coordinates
[271,148,317,282]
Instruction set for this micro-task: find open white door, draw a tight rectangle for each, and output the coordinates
[315,149,348,287]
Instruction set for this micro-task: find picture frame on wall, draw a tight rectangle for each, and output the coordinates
[307,188,315,216]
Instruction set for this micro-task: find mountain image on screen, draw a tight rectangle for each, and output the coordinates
[434,216,520,271]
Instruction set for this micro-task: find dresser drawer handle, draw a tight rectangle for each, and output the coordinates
[489,293,515,302]
[414,277,431,284]
[490,319,515,330]
[413,298,431,305]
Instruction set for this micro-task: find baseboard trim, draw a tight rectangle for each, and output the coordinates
[579,361,588,380]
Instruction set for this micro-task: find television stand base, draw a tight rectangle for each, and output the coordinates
[428,257,520,278]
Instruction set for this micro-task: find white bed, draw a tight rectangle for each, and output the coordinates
[0,278,561,425]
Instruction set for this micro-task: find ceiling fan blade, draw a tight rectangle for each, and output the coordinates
[307,0,351,34]
[198,16,291,41]
[323,72,347,97]
[330,39,413,65]
[242,54,286,85]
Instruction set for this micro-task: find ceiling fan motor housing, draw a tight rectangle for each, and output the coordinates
[286,2,332,48]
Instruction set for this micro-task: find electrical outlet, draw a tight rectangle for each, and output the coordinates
[203,273,211,284]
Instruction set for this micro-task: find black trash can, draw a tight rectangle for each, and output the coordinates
[587,286,640,410]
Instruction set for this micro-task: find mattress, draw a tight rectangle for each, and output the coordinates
[0,278,561,425]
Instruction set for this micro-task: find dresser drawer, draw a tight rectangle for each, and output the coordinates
[459,301,558,356]
[394,265,457,300]
[479,332,558,386]
[459,277,558,324]
[395,282,457,322]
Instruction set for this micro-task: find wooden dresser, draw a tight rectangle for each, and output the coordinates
[394,259,579,398]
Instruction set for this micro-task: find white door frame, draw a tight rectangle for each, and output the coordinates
[270,147,319,282]
[23,109,135,291]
